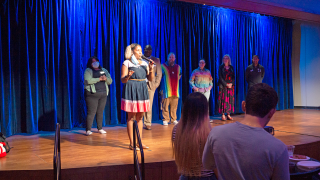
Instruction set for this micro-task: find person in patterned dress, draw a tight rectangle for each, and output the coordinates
[218,54,235,121]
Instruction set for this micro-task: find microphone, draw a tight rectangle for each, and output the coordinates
[141,55,154,64]
[99,71,106,76]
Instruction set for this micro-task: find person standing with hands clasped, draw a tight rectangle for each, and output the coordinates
[160,52,181,126]
[121,43,154,150]
[84,56,113,136]
[189,58,213,101]
[218,54,235,121]
[245,55,265,89]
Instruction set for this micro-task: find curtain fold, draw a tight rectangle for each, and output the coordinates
[0,0,293,136]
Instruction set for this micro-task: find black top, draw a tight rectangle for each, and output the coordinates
[92,69,106,92]
[245,64,265,88]
[218,64,235,88]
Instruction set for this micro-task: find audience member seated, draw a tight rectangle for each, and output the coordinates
[172,92,217,180]
[202,83,289,180]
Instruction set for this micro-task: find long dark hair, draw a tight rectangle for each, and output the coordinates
[86,56,102,69]
[172,92,211,176]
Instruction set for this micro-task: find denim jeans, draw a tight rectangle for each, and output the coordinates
[180,175,217,180]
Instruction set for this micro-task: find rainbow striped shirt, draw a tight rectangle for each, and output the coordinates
[160,62,181,98]
[189,67,213,92]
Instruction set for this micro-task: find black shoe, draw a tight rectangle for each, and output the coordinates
[144,125,152,130]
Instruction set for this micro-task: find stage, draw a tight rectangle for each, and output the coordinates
[1,109,320,179]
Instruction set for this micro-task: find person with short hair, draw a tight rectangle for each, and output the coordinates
[245,55,265,89]
[218,54,235,121]
[121,43,154,150]
[189,59,213,101]
[202,83,290,180]
[84,56,113,136]
[160,52,181,126]
[142,45,162,130]
[172,92,217,180]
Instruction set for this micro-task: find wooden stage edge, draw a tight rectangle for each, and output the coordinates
[1,109,320,180]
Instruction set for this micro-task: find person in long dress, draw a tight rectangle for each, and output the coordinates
[218,54,235,121]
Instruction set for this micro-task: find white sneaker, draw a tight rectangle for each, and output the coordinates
[172,120,178,125]
[98,129,107,134]
[86,131,92,136]
[163,121,168,126]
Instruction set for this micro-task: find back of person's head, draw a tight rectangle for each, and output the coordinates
[245,83,278,118]
[180,92,209,128]
[172,92,211,176]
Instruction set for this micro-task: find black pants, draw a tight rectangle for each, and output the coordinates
[85,90,108,131]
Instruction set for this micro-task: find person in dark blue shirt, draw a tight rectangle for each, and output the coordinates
[245,55,265,89]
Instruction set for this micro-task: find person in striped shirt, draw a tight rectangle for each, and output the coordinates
[189,59,213,101]
[160,52,181,126]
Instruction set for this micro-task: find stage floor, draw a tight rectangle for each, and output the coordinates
[1,109,320,172]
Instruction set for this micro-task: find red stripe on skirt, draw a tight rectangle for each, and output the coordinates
[121,99,150,112]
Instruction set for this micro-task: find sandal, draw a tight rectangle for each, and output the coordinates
[138,144,149,149]
[129,145,140,151]
[227,115,233,120]
[144,125,152,130]
[221,115,226,121]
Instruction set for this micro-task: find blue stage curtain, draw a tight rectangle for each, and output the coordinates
[0,0,293,136]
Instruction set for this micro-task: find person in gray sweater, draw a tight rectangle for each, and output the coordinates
[84,56,112,136]
[203,83,289,180]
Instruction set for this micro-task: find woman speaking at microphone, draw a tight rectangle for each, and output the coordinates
[84,56,113,136]
[121,43,154,150]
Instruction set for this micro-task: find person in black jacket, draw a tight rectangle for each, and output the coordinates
[218,55,235,121]
[245,55,265,89]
